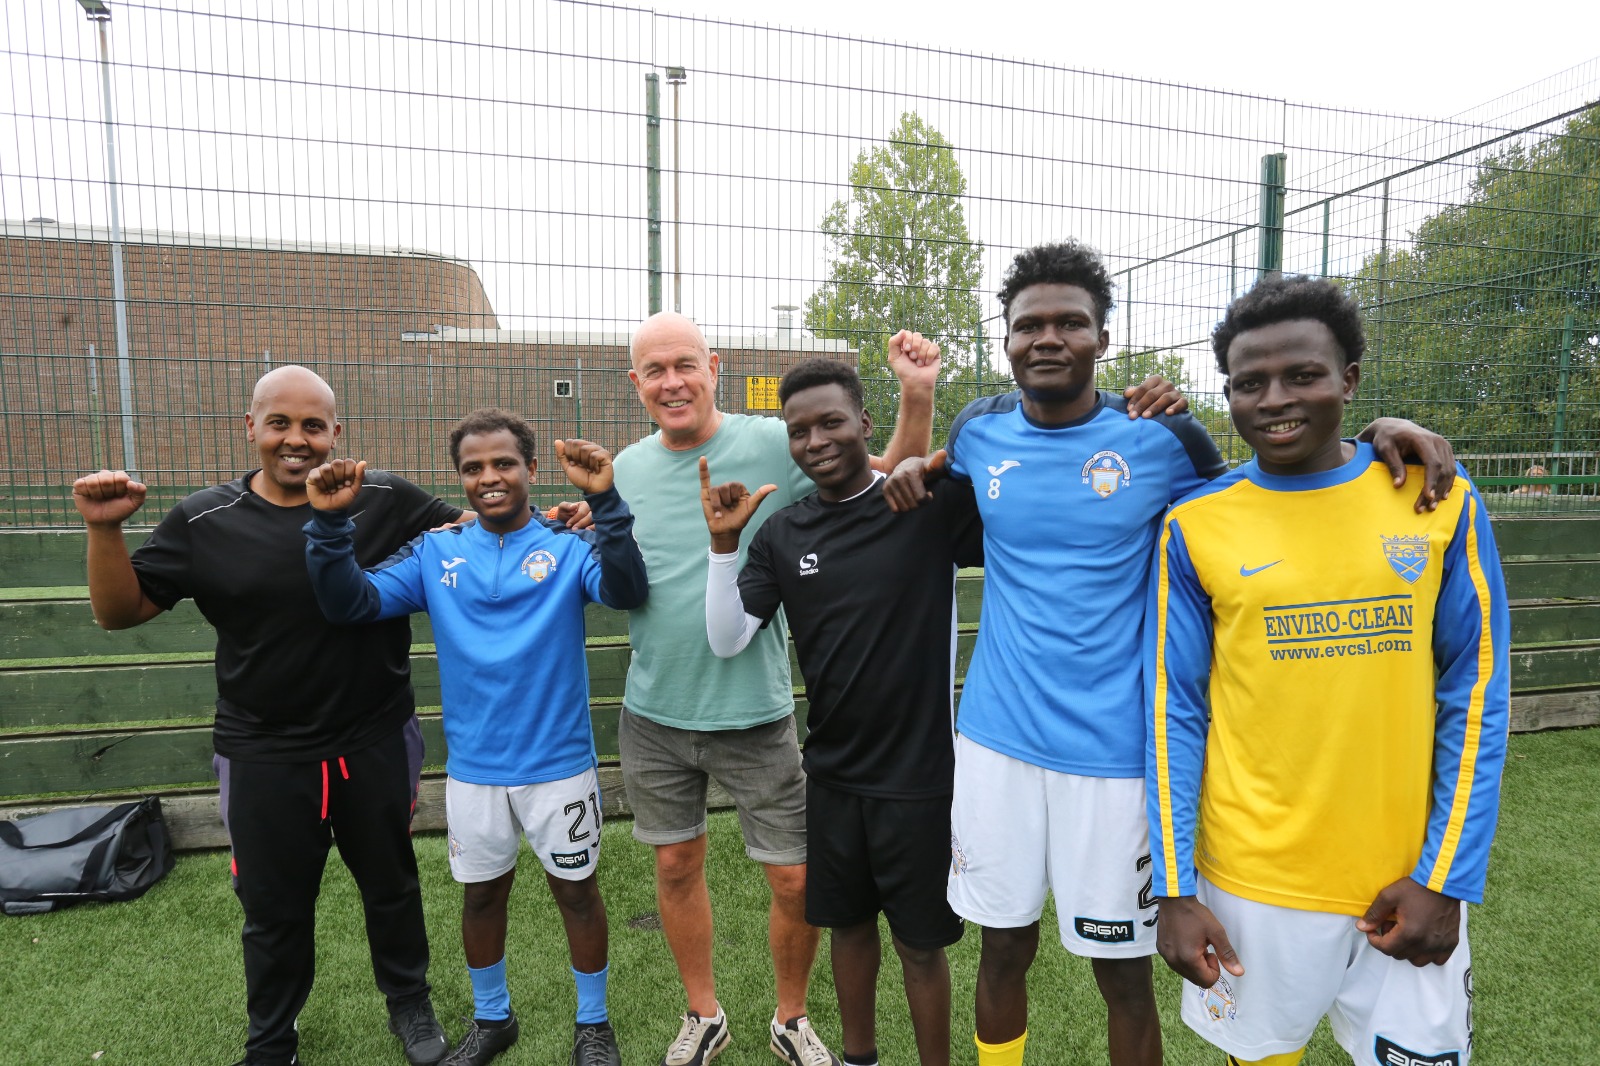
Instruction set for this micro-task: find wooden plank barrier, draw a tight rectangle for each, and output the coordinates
[2,518,1596,849]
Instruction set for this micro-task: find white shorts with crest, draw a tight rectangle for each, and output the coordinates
[444,768,602,884]
[1182,876,1474,1065]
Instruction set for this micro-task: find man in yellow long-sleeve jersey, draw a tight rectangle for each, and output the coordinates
[1145,275,1509,1066]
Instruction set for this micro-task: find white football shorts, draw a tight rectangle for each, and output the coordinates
[947,735,1157,958]
[444,768,602,884]
[1181,876,1474,1065]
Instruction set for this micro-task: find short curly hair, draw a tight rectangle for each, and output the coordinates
[448,407,537,469]
[998,241,1116,331]
[1212,275,1366,375]
[779,357,865,412]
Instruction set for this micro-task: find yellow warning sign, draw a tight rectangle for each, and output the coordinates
[746,375,781,410]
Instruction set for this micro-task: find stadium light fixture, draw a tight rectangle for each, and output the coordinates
[76,0,138,477]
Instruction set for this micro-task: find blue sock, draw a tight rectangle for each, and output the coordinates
[571,963,609,1024]
[468,957,511,1021]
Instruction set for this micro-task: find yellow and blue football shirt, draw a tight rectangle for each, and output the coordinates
[1146,443,1509,914]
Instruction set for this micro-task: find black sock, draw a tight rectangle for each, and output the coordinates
[844,1051,879,1066]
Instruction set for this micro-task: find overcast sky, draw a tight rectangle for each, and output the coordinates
[672,0,1598,120]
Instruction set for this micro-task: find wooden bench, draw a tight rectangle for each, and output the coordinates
[2,519,1595,848]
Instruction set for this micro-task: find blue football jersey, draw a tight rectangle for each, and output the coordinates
[948,391,1224,777]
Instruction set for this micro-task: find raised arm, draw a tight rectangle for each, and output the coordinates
[558,439,649,610]
[873,329,940,471]
[303,459,424,624]
[72,470,164,629]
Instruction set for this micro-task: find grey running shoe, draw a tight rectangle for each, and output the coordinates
[571,1020,623,1066]
[661,1009,731,1066]
[768,1015,840,1066]
[441,1012,520,1066]
[388,997,448,1065]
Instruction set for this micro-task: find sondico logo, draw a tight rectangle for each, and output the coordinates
[798,553,819,576]
[986,460,1021,499]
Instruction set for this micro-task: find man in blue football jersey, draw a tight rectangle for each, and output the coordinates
[884,241,1457,1066]
[303,409,648,1066]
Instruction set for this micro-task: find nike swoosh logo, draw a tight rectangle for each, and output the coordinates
[1239,560,1283,577]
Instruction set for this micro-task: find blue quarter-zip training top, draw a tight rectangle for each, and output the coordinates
[304,487,648,785]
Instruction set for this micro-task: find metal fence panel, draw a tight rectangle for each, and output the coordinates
[2,1,1597,525]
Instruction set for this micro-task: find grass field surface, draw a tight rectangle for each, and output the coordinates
[3,728,1596,1064]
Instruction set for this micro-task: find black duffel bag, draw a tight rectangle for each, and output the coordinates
[0,797,174,915]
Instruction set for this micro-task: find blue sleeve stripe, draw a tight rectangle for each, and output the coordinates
[1426,491,1496,893]
[1151,516,1182,895]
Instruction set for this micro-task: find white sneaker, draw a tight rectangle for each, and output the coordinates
[662,1008,730,1066]
[768,1015,840,1066]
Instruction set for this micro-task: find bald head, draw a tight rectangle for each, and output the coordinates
[628,312,723,449]
[630,312,709,369]
[251,365,336,417]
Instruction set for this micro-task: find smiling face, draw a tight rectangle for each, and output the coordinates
[1225,318,1360,476]
[455,429,535,533]
[630,313,722,450]
[1004,282,1109,423]
[781,382,874,501]
[244,366,341,506]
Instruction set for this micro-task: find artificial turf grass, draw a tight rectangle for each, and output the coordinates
[1,728,1595,1064]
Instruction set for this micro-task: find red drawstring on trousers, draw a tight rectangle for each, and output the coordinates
[320,760,329,820]
[338,757,349,780]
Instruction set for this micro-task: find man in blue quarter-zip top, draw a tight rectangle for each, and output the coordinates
[302,408,648,1066]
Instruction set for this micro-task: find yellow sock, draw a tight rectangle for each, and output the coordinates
[975,1031,1027,1066]
[1227,1051,1306,1066]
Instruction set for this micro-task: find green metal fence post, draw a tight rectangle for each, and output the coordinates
[646,73,663,315]
[1553,313,1575,476]
[1321,199,1331,277]
[1258,152,1286,280]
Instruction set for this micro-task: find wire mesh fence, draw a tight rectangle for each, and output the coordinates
[2,0,1597,525]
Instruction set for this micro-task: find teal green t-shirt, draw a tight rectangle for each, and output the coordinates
[613,413,814,730]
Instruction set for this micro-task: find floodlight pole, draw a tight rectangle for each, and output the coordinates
[667,67,687,314]
[80,0,138,479]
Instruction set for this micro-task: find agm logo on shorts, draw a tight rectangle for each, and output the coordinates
[1073,916,1134,943]
[1373,1037,1459,1066]
[550,850,590,870]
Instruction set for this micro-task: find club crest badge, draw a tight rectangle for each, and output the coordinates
[1199,974,1238,1023]
[1081,450,1131,498]
[1382,534,1429,584]
[521,549,558,583]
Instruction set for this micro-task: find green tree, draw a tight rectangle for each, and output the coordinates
[1345,107,1600,469]
[805,113,988,449]
[1095,348,1193,393]
[1097,348,1250,463]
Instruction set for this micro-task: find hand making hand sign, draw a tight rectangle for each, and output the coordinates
[699,455,776,556]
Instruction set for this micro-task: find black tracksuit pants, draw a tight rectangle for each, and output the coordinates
[218,717,431,1064]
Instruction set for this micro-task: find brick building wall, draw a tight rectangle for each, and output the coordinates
[0,223,852,522]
